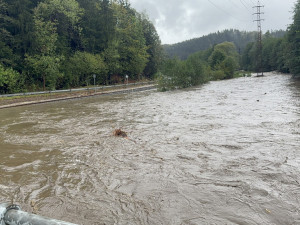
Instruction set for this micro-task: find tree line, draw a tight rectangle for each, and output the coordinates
[241,0,300,79]
[0,0,162,94]
[1,0,299,94]
[158,0,300,91]
[163,29,286,60]
[157,41,240,91]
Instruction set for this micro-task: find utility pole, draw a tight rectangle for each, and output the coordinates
[253,0,264,77]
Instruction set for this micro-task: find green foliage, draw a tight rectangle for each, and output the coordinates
[209,42,239,79]
[139,13,163,79]
[241,35,290,74]
[157,58,191,91]
[158,41,240,91]
[63,51,107,87]
[185,53,208,85]
[210,70,226,80]
[163,29,286,60]
[222,57,237,79]
[0,64,22,94]
[209,49,226,69]
[207,42,239,80]
[114,4,149,79]
[214,41,239,59]
[287,0,300,78]
[0,0,161,92]
[26,55,62,90]
[240,1,300,78]
[103,40,121,81]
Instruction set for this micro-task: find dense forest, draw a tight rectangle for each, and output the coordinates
[0,0,162,93]
[163,29,286,60]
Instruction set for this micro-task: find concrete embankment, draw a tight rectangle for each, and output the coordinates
[0,84,156,109]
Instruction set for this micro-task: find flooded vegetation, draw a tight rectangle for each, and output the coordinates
[0,72,299,224]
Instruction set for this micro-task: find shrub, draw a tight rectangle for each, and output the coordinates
[0,65,22,94]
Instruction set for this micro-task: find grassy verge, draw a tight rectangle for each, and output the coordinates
[0,82,154,108]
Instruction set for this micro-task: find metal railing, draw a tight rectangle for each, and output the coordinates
[0,81,155,98]
[0,203,77,225]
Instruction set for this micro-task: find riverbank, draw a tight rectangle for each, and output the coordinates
[0,84,156,109]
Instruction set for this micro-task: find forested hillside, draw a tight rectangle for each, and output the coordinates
[158,0,300,91]
[0,0,162,93]
[163,29,286,60]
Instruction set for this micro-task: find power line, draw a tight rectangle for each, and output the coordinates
[228,0,242,9]
[240,0,254,14]
[249,0,256,5]
[240,0,250,10]
[241,0,254,8]
[207,0,249,22]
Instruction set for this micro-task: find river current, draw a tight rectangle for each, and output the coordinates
[0,72,299,224]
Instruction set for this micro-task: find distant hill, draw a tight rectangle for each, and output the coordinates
[163,29,286,59]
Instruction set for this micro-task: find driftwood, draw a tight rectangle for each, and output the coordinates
[113,129,128,137]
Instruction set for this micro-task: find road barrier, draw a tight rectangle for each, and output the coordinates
[0,81,155,98]
[0,203,77,225]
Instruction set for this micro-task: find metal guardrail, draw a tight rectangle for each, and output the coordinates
[0,203,77,225]
[0,81,155,98]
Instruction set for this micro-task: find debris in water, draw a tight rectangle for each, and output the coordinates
[30,199,38,214]
[113,129,128,138]
[265,209,271,214]
[113,129,137,144]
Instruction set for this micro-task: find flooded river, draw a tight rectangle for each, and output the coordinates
[0,72,299,224]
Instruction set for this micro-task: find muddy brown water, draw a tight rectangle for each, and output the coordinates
[0,72,299,225]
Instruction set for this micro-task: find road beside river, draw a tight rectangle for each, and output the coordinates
[0,72,299,224]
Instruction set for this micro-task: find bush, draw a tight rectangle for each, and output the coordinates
[210,70,226,80]
[0,65,22,94]
[63,52,107,87]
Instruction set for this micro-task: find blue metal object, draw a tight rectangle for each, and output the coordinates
[0,203,77,225]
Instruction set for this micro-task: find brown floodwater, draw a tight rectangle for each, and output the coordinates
[0,72,299,224]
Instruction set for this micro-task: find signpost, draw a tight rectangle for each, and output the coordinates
[93,74,96,93]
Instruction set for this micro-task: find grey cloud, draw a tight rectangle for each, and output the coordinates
[130,0,295,44]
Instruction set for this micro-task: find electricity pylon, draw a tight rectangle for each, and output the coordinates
[253,1,264,76]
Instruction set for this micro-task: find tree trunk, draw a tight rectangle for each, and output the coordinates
[43,75,45,91]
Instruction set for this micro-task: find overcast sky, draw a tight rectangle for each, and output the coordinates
[130,0,297,44]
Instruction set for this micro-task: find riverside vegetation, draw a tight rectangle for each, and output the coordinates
[1,0,300,94]
[158,0,300,91]
[0,0,162,94]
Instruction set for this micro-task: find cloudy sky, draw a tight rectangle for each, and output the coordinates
[130,0,297,44]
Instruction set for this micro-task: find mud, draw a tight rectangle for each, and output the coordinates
[0,72,299,224]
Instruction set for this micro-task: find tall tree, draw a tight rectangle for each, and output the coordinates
[113,3,149,80]
[287,0,300,78]
[26,0,83,90]
[0,0,39,69]
[139,13,162,79]
[0,0,14,67]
